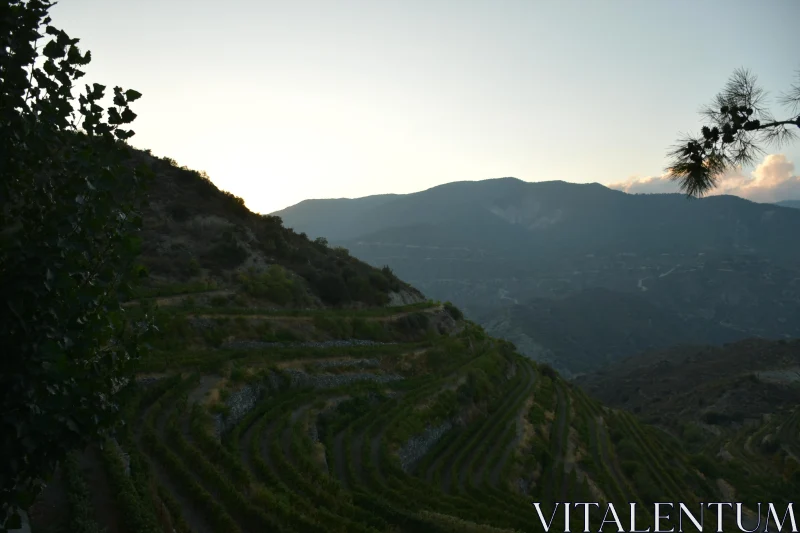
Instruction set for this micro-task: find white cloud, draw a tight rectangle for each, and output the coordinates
[608,154,800,203]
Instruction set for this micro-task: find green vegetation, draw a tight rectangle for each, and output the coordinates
[8,6,797,530]
[1,1,152,527]
[27,275,784,532]
[236,265,306,305]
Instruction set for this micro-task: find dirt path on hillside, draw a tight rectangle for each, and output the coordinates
[351,429,367,485]
[370,432,388,485]
[136,382,213,533]
[332,431,350,489]
[463,364,532,490]
[260,418,281,476]
[281,406,309,467]
[123,289,234,308]
[78,447,125,533]
[488,364,537,488]
[186,305,444,322]
[238,411,264,480]
[542,384,569,498]
[594,416,630,498]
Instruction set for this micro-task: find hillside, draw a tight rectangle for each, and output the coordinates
[26,158,797,532]
[480,288,741,377]
[274,178,800,373]
[131,153,422,309]
[577,338,800,491]
[776,199,800,209]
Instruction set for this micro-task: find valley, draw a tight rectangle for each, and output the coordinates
[275,179,800,376]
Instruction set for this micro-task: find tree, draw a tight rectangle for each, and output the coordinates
[666,67,800,197]
[0,1,152,528]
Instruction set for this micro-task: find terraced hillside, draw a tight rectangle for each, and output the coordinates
[25,155,796,532]
[578,338,800,505]
[29,287,785,533]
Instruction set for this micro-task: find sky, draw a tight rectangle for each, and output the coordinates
[50,0,800,214]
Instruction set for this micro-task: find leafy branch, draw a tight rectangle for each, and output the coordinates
[1,0,152,529]
[666,67,800,197]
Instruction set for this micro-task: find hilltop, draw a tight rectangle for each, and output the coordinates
[131,152,423,308]
[274,178,800,374]
[27,158,797,532]
[776,199,800,209]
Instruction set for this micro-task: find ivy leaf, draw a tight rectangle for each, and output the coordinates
[56,29,72,48]
[121,108,137,123]
[114,129,135,140]
[42,59,57,76]
[90,83,105,98]
[124,89,142,102]
[66,45,87,65]
[108,108,122,125]
[112,88,126,107]
[42,40,63,59]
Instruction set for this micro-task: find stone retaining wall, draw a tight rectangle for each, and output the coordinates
[397,420,453,473]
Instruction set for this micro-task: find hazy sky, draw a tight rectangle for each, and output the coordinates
[50,0,800,213]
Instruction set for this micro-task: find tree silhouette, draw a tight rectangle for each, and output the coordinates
[666,68,800,197]
[1,0,151,528]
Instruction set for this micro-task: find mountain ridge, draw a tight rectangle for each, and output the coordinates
[273,177,800,373]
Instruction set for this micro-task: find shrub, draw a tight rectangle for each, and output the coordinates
[538,363,558,380]
[351,318,389,341]
[202,326,225,348]
[167,203,191,222]
[368,271,390,292]
[316,274,350,305]
[202,239,248,270]
[237,265,300,305]
[527,404,546,426]
[313,315,352,339]
[689,453,721,479]
[230,366,246,383]
[443,301,463,321]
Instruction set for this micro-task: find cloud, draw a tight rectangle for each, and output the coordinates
[608,154,800,203]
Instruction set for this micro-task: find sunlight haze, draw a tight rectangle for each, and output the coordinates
[50,0,800,213]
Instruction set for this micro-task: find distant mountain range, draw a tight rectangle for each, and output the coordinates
[274,178,800,375]
[776,199,800,209]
